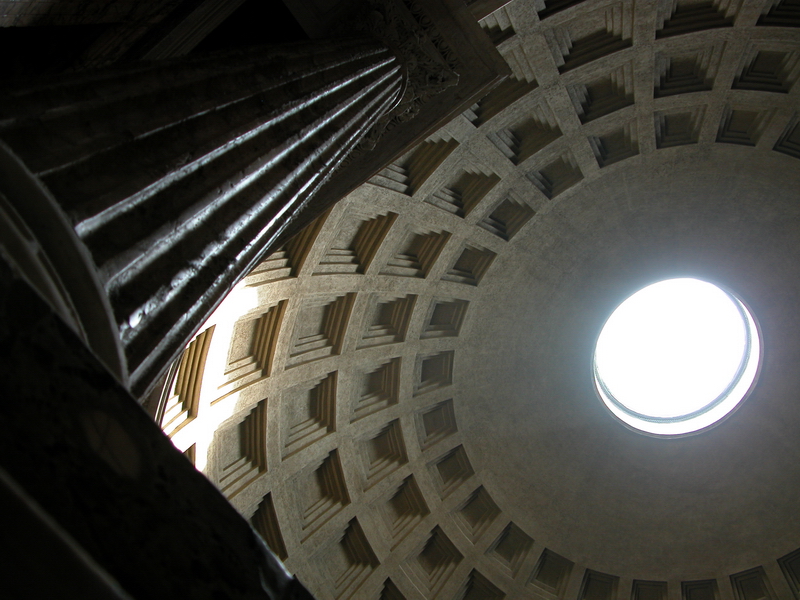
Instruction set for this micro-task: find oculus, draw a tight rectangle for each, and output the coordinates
[593,278,760,436]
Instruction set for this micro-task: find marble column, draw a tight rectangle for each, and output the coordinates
[0,37,404,396]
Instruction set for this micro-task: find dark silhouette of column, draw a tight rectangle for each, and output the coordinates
[0,250,317,599]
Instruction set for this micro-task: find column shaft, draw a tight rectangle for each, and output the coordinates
[0,38,404,395]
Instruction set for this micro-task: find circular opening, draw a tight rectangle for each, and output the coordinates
[593,278,761,436]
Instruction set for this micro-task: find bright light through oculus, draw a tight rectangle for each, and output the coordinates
[593,278,760,436]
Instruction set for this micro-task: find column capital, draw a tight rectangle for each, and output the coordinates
[339,0,462,150]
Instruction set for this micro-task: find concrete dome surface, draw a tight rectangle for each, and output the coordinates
[159,1,800,598]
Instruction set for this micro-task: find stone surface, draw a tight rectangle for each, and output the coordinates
[156,1,800,598]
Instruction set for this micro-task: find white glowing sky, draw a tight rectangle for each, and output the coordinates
[595,278,747,420]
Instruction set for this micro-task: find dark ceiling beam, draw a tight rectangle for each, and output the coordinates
[467,0,516,20]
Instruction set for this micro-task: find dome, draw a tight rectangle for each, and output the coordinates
[160,1,800,598]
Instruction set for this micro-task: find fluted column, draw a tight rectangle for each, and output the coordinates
[0,38,404,395]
